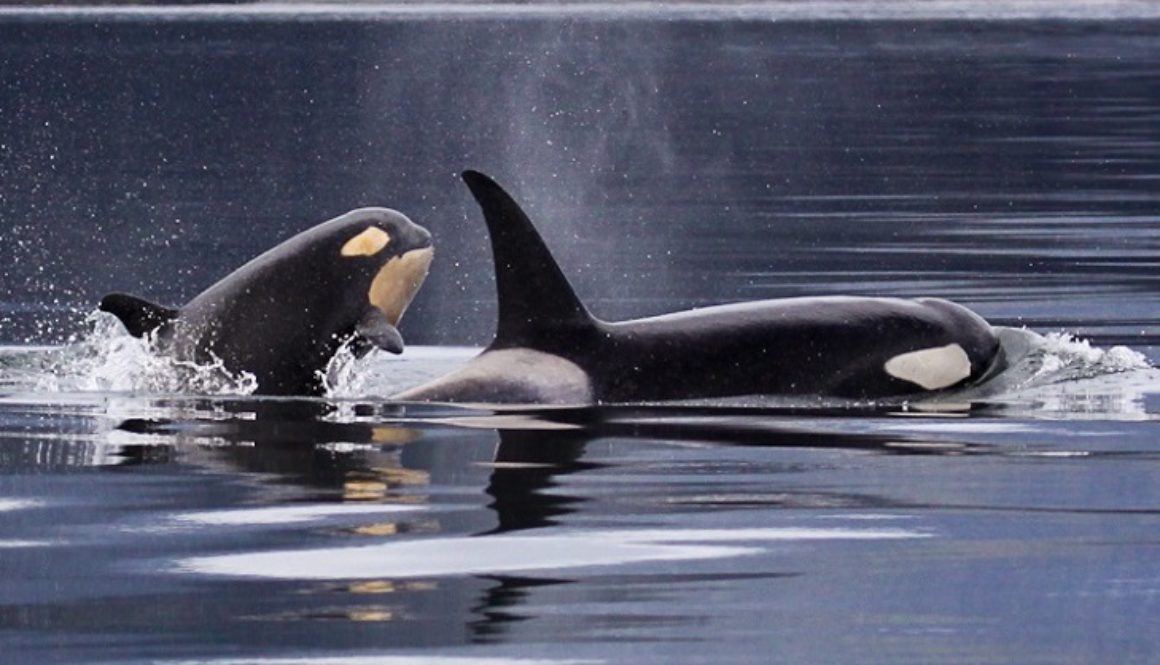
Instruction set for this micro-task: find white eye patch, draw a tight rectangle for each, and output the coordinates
[884,343,971,391]
[341,227,391,257]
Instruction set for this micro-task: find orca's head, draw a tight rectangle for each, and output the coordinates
[327,207,434,328]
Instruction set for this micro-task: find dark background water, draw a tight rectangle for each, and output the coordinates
[2,12,1158,348]
[1,7,1159,665]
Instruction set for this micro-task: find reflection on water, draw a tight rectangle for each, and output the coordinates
[1,337,1158,664]
[181,526,929,580]
[1,392,1158,663]
[1,6,1160,665]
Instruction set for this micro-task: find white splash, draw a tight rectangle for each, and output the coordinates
[0,313,257,396]
[1034,331,1151,380]
[962,327,1152,394]
[953,327,1160,419]
[322,344,476,400]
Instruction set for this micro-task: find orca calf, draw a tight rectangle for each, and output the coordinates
[396,171,1001,404]
[101,208,433,395]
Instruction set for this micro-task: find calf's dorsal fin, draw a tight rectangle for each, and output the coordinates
[462,170,598,348]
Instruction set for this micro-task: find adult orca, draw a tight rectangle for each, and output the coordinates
[395,171,1002,404]
[100,207,433,396]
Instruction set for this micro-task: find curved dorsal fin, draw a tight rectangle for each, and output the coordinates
[462,171,598,348]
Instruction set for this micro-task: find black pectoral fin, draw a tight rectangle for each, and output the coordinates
[98,293,179,338]
[357,309,405,354]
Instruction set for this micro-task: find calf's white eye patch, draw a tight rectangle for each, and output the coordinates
[341,227,391,257]
[884,343,971,391]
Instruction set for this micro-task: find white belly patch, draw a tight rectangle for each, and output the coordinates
[883,343,972,391]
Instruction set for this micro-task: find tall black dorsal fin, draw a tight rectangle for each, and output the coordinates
[99,293,179,338]
[462,170,598,347]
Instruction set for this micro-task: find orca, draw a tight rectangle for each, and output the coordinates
[100,207,433,396]
[395,171,1001,404]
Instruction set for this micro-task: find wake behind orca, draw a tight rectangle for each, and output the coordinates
[101,208,433,396]
[396,171,1002,404]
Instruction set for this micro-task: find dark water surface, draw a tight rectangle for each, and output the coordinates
[1,6,1159,664]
